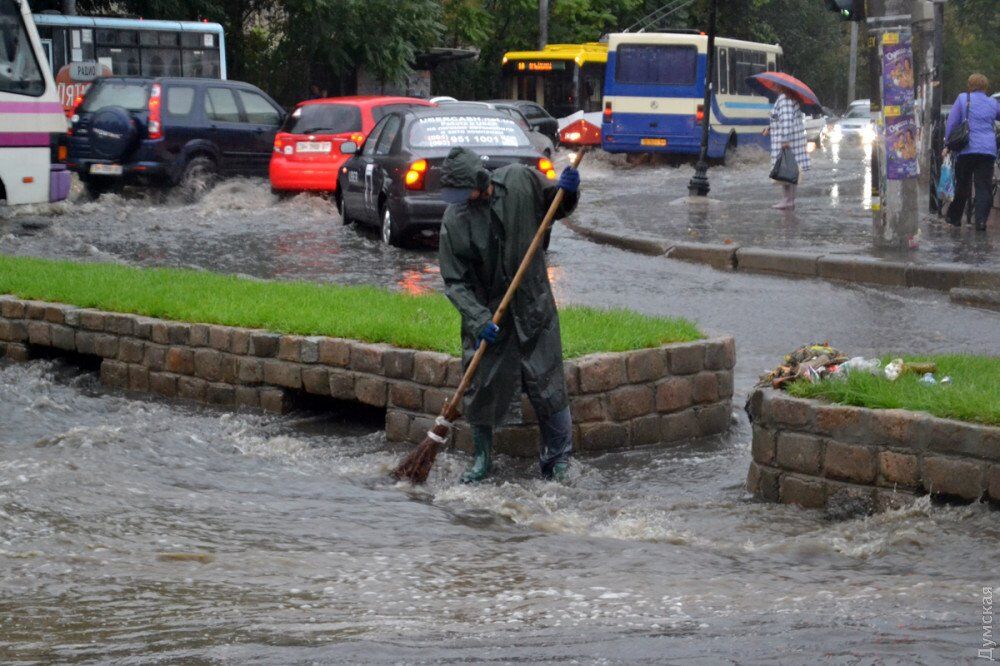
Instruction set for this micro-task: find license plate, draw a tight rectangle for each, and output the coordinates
[90,163,123,175]
[297,141,332,153]
[640,138,667,147]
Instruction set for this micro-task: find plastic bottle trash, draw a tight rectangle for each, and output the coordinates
[940,376,952,385]
[837,357,882,376]
[919,373,937,385]
[884,358,905,381]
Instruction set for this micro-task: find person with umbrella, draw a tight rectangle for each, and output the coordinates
[751,72,819,210]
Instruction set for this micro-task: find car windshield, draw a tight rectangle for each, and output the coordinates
[408,115,531,149]
[80,81,149,112]
[282,103,361,134]
[844,107,870,119]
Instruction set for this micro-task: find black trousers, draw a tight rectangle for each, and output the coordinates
[948,153,994,227]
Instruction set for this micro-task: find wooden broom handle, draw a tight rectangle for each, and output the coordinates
[442,147,589,421]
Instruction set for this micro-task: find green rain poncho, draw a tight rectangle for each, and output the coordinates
[438,147,578,427]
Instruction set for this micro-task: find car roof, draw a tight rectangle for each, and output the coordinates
[484,99,536,107]
[297,95,433,109]
[406,106,511,120]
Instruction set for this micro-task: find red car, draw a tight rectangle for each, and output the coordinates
[269,96,433,193]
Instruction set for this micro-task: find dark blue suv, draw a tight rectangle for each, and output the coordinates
[67,77,286,198]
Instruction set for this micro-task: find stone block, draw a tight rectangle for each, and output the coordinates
[93,334,119,358]
[704,337,736,370]
[751,425,776,464]
[962,268,1000,290]
[691,371,719,404]
[578,354,627,393]
[695,402,731,436]
[666,343,704,375]
[878,450,920,488]
[452,423,473,453]
[355,376,387,407]
[25,302,47,319]
[494,426,540,458]
[746,461,763,495]
[776,432,824,475]
[250,332,281,357]
[117,337,144,364]
[350,343,384,373]
[165,347,195,375]
[0,319,27,342]
[444,358,464,388]
[43,304,71,324]
[300,337,320,363]
[207,383,237,407]
[128,364,150,392]
[0,342,30,361]
[188,324,210,347]
[328,370,356,400]
[608,385,655,421]
[229,329,251,355]
[823,441,876,484]
[235,386,260,409]
[0,299,25,318]
[318,338,351,367]
[578,422,627,451]
[758,465,782,501]
[80,310,107,331]
[143,344,167,371]
[660,409,700,442]
[193,348,223,382]
[769,393,814,429]
[301,366,331,395]
[988,466,1000,503]
[208,325,231,351]
[780,474,826,509]
[874,488,919,513]
[667,242,738,270]
[389,382,424,411]
[383,349,415,379]
[100,360,128,389]
[385,410,411,442]
[219,354,239,384]
[817,255,907,287]
[149,321,170,344]
[922,456,984,501]
[869,409,919,448]
[924,418,990,459]
[237,357,263,384]
[563,362,580,395]
[167,322,190,345]
[655,376,693,413]
[423,388,451,415]
[629,414,662,446]
[27,321,51,346]
[813,404,870,443]
[825,484,875,520]
[75,331,97,355]
[625,348,665,383]
[277,336,303,362]
[263,360,302,389]
[149,372,177,398]
[715,371,734,398]
[413,351,450,386]
[260,388,291,414]
[131,317,154,340]
[408,416,436,444]
[50,325,76,351]
[735,247,819,277]
[570,395,606,423]
[105,314,135,336]
[177,376,208,402]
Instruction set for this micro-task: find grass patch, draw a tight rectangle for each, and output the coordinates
[788,355,1000,426]
[0,255,702,357]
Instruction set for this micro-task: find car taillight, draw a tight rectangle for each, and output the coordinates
[147,83,162,139]
[404,159,428,190]
[66,94,85,135]
[537,157,556,180]
[350,133,365,145]
[274,136,284,153]
[695,104,705,124]
[603,101,612,120]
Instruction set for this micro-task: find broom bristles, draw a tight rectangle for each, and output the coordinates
[392,422,450,484]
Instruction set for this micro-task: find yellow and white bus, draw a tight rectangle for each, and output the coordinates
[501,42,608,118]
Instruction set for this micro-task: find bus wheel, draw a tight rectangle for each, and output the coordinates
[721,136,737,166]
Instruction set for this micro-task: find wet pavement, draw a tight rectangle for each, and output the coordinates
[2,155,1000,662]
[572,140,1000,269]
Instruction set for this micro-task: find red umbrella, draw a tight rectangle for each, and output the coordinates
[747,72,822,113]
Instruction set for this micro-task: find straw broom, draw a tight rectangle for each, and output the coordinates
[392,148,588,484]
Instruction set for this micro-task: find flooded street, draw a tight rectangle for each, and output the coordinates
[2,147,999,662]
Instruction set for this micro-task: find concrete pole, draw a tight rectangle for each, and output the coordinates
[848,22,858,104]
[539,0,549,49]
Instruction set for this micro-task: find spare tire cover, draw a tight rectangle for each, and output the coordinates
[90,106,138,160]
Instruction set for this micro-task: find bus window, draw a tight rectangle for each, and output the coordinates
[142,47,181,76]
[716,47,728,94]
[615,44,697,86]
[0,0,45,96]
[581,63,603,112]
[182,48,220,77]
[96,45,140,76]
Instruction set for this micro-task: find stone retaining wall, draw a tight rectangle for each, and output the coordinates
[746,388,1000,513]
[0,296,736,457]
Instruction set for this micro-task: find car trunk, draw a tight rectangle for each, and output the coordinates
[277,104,363,163]
[415,150,546,192]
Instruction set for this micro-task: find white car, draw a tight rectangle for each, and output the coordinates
[830,105,875,143]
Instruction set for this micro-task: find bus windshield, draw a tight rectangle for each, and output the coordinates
[0,0,44,96]
[615,44,697,86]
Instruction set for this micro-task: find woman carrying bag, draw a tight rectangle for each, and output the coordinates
[944,73,1000,230]
[764,92,811,210]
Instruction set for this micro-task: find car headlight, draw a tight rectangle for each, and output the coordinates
[861,123,877,143]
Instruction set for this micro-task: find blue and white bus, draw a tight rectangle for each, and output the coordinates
[601,32,781,160]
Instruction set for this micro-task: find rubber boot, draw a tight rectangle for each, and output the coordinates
[551,461,570,484]
[461,425,493,484]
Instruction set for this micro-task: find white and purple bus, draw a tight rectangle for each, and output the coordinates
[1,0,69,205]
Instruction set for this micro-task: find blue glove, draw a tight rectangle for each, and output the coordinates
[477,322,499,348]
[558,166,580,193]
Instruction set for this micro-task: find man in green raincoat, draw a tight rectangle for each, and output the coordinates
[437,146,580,483]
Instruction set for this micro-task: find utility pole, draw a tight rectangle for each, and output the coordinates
[848,22,859,103]
[687,0,718,197]
[539,0,549,49]
[867,0,920,249]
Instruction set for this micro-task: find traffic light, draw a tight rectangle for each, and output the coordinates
[825,0,865,21]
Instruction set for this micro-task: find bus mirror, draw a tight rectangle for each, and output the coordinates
[340,141,359,155]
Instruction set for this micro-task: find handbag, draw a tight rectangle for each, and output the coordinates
[946,92,971,153]
[770,146,799,184]
[936,154,955,203]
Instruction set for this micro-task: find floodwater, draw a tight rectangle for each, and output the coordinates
[2,147,999,662]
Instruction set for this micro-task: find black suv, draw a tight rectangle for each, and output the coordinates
[67,77,285,197]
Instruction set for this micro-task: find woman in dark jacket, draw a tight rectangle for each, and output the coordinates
[944,73,1000,230]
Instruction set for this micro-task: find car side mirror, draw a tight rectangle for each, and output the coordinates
[341,141,359,155]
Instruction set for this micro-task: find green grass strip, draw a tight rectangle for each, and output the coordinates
[0,255,703,358]
[788,355,1000,426]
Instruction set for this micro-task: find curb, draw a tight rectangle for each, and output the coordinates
[564,220,1000,295]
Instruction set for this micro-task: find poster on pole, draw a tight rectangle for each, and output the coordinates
[881,31,918,180]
